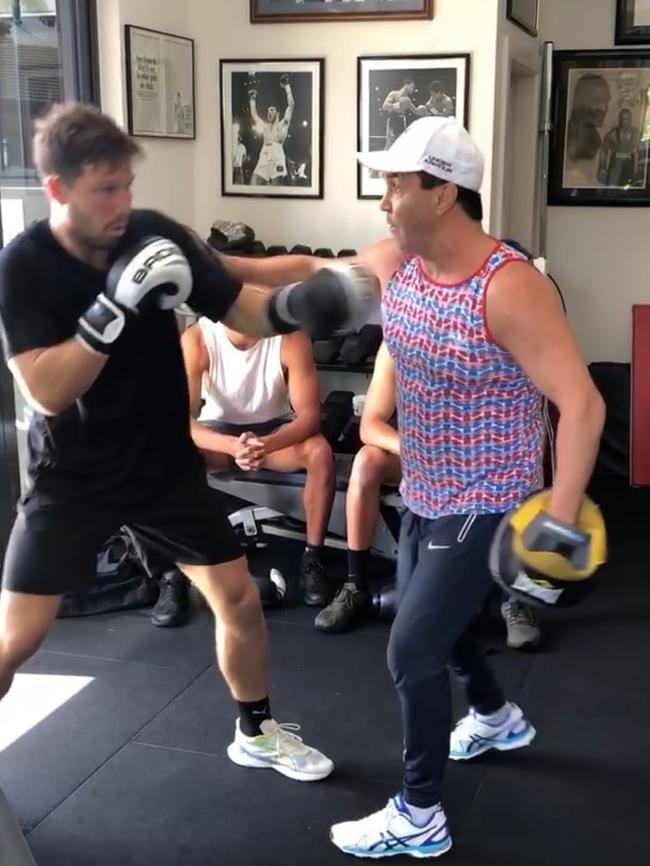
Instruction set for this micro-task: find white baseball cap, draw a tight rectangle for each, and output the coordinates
[357,117,484,193]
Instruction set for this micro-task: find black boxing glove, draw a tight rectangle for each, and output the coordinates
[266,263,380,340]
[76,236,192,355]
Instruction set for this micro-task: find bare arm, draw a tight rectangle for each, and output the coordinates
[382,91,400,113]
[221,236,403,294]
[248,92,263,129]
[359,342,399,456]
[260,332,321,455]
[180,324,241,458]
[487,263,605,523]
[282,84,295,127]
[9,341,107,417]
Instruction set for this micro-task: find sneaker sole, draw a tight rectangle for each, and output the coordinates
[449,723,536,761]
[227,743,334,782]
[332,835,453,859]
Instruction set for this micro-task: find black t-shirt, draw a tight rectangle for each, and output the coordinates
[0,209,242,506]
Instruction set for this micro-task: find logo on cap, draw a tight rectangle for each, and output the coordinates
[423,154,453,175]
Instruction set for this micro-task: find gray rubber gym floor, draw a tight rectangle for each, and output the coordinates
[1,481,648,866]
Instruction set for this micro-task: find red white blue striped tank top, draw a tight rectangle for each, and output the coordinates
[382,241,544,519]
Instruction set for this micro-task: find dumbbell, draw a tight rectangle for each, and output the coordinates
[337,249,357,258]
[338,324,383,365]
[320,390,354,448]
[251,240,266,257]
[290,244,313,255]
[313,247,334,258]
[312,336,344,364]
[372,583,398,621]
[266,245,288,257]
[338,416,361,454]
[252,569,287,608]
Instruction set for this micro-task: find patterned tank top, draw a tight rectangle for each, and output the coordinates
[383,241,544,519]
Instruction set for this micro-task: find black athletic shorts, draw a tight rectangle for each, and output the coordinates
[2,468,242,595]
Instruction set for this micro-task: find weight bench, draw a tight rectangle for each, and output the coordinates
[208,454,402,560]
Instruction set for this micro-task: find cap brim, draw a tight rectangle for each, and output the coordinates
[356,151,419,174]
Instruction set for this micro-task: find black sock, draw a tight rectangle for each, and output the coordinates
[303,545,322,562]
[237,696,272,737]
[347,548,369,590]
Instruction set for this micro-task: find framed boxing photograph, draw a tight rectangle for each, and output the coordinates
[548,49,650,206]
[616,0,650,45]
[250,0,433,24]
[124,25,195,139]
[219,58,324,198]
[357,54,470,199]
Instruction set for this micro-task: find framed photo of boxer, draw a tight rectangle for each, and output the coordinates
[616,0,650,45]
[357,54,470,199]
[548,49,650,206]
[506,0,539,37]
[220,58,324,199]
[124,25,195,139]
[250,0,433,24]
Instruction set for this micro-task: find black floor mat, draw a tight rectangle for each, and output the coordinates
[3,483,650,865]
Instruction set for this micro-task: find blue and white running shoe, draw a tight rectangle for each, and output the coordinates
[330,794,452,859]
[449,701,536,761]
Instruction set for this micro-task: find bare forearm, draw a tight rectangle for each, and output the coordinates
[190,418,238,456]
[221,253,321,288]
[360,419,400,456]
[547,396,605,522]
[262,415,320,455]
[10,339,107,416]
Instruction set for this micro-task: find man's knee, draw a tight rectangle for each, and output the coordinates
[301,434,334,473]
[349,445,392,493]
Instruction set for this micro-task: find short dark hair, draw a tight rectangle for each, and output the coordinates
[429,80,445,93]
[32,102,141,182]
[418,171,483,222]
[402,78,415,87]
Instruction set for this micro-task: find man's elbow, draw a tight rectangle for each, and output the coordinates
[558,386,606,437]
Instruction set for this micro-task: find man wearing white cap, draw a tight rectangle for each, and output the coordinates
[325,118,605,857]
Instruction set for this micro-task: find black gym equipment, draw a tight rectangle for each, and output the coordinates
[313,247,334,258]
[338,324,383,365]
[337,249,357,258]
[312,336,344,364]
[290,244,312,255]
[266,245,288,257]
[251,570,286,608]
[320,391,354,449]
[372,583,398,621]
[207,221,256,255]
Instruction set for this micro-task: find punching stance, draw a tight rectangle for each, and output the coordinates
[0,103,376,785]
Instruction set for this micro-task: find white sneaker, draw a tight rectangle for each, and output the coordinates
[330,794,452,859]
[449,701,536,761]
[227,718,334,781]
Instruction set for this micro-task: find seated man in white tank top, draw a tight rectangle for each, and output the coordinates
[181,319,336,609]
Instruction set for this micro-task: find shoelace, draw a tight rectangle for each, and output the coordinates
[270,722,311,756]
[504,603,537,628]
[333,583,363,610]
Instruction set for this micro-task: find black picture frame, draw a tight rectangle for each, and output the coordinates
[616,0,650,45]
[506,0,539,37]
[250,0,433,24]
[548,49,650,206]
[357,53,470,199]
[124,25,195,140]
[219,58,325,199]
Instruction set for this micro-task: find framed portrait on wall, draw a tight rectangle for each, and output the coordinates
[220,58,324,198]
[124,25,195,139]
[357,54,470,199]
[506,0,539,37]
[250,0,433,24]
[616,0,650,45]
[548,50,650,206]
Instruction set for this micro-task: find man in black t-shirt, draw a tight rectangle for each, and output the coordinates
[0,103,379,785]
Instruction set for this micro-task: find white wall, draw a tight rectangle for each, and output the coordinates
[190,0,502,251]
[541,0,649,363]
[96,0,196,226]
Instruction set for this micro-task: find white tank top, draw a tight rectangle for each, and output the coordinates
[197,319,291,425]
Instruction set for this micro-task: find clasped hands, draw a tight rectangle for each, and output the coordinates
[233,431,267,472]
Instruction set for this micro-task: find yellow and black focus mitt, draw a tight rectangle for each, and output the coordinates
[489,490,607,608]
